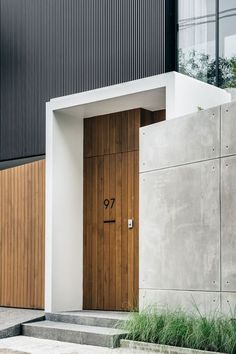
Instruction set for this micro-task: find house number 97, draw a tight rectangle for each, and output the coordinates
[104,198,115,209]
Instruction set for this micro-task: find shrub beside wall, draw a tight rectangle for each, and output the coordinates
[121,309,236,354]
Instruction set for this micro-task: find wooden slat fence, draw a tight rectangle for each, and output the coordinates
[0,160,45,309]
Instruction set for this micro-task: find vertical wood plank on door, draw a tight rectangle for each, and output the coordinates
[109,155,116,309]
[83,159,88,308]
[115,153,122,310]
[97,156,104,309]
[103,155,110,309]
[115,112,122,153]
[152,109,166,123]
[91,157,98,309]
[121,111,128,153]
[103,115,110,155]
[109,114,116,154]
[83,117,91,157]
[127,152,134,309]
[0,160,45,309]
[121,152,128,310]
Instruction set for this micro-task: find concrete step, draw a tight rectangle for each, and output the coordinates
[46,310,129,328]
[22,320,128,348]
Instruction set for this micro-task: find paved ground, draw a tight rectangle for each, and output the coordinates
[0,336,147,354]
[0,308,44,339]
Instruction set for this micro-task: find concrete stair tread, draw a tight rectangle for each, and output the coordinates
[45,311,129,328]
[23,320,127,335]
[57,310,129,320]
[23,320,128,348]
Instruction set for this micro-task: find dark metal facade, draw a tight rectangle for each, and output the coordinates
[0,0,176,162]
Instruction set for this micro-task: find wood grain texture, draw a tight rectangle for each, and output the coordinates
[83,153,139,311]
[0,160,45,309]
[141,109,166,126]
[83,109,165,310]
[84,109,141,158]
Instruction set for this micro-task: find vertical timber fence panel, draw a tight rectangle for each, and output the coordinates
[0,160,45,309]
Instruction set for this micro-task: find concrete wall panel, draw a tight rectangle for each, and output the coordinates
[139,289,220,316]
[140,159,220,291]
[221,155,236,292]
[140,107,220,172]
[221,101,236,157]
[221,292,236,316]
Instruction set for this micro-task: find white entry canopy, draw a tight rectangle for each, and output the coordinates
[48,71,230,120]
[45,72,230,313]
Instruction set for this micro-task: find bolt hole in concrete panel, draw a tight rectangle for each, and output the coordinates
[139,289,220,316]
[221,101,236,156]
[221,155,236,292]
[140,159,220,291]
[221,293,236,316]
[140,107,220,172]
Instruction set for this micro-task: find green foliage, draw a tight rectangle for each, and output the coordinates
[120,307,236,353]
[178,49,236,88]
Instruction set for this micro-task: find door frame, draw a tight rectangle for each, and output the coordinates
[45,111,140,313]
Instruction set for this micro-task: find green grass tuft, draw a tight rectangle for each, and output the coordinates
[120,307,236,353]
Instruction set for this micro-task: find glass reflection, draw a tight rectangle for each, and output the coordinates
[219,0,236,87]
[178,0,216,84]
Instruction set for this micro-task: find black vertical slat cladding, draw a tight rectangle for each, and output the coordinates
[0,0,175,161]
[165,0,177,72]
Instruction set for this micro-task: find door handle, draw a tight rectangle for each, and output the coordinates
[128,219,133,229]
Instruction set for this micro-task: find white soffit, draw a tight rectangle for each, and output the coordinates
[49,72,171,118]
[57,88,166,119]
[48,71,231,120]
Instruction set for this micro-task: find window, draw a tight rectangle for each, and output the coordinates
[178,0,217,85]
[219,0,236,87]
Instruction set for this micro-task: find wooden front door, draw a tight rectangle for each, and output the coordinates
[83,108,165,311]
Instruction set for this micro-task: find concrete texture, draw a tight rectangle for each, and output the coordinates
[120,339,225,354]
[221,101,236,157]
[140,160,220,291]
[221,292,236,316]
[221,155,236,292]
[139,289,220,315]
[0,336,145,354]
[23,321,128,348]
[46,311,129,328]
[139,101,236,315]
[0,308,44,339]
[140,106,220,173]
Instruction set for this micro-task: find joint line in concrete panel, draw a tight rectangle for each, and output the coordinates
[140,156,221,174]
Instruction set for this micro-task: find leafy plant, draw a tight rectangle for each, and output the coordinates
[178,48,236,88]
[120,307,236,353]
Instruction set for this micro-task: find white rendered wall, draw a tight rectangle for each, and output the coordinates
[45,106,83,312]
[225,88,236,101]
[169,73,231,120]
